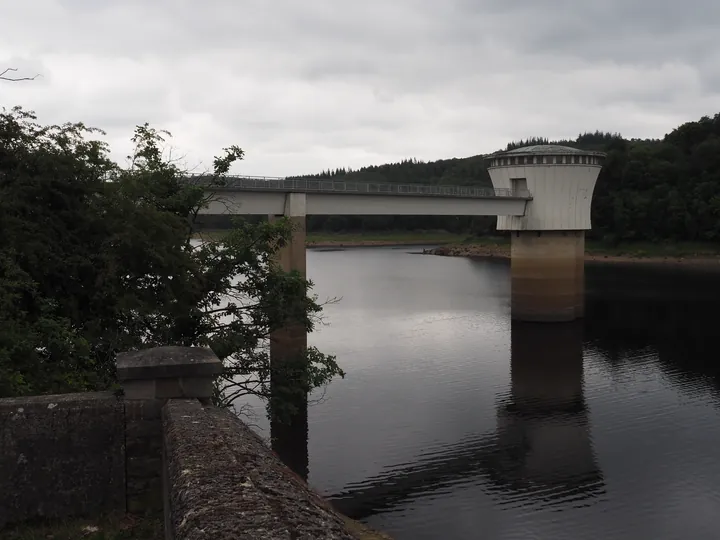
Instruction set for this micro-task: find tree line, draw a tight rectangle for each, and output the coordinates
[274,114,720,244]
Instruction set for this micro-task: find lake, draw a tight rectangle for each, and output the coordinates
[236,246,720,540]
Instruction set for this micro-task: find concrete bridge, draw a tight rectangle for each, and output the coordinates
[195,144,606,327]
[193,175,531,216]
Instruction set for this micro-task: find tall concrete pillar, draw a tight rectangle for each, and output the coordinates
[511,231,585,322]
[269,193,310,479]
[269,192,308,359]
[487,146,605,322]
[574,231,585,318]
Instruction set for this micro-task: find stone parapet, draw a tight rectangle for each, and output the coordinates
[162,399,367,540]
[117,346,224,514]
[0,392,125,528]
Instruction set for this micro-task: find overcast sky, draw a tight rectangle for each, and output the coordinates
[2,0,718,177]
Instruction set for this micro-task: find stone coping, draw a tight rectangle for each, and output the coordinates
[117,346,223,381]
[163,399,366,539]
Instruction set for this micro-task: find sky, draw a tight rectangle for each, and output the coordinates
[1,0,719,177]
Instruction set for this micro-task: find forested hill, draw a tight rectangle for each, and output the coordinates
[288,113,720,244]
[288,155,493,189]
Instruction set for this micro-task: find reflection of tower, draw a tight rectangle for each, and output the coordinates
[492,321,603,500]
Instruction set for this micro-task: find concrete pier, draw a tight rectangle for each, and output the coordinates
[488,145,605,322]
[268,193,311,476]
[269,193,308,365]
[511,231,585,322]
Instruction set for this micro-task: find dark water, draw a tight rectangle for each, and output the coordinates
[237,247,720,540]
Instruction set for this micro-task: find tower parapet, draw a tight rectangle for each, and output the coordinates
[488,145,605,231]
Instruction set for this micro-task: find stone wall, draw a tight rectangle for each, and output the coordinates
[125,399,163,513]
[1,346,389,539]
[0,392,125,528]
[163,399,364,540]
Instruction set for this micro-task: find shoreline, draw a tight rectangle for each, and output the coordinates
[307,239,440,248]
[197,232,720,267]
[429,244,720,268]
[307,239,720,267]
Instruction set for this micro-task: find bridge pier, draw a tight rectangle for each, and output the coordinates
[269,193,310,478]
[511,231,585,322]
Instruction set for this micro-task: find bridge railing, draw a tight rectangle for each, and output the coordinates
[185,174,518,198]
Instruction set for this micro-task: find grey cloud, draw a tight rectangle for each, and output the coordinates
[1,0,719,176]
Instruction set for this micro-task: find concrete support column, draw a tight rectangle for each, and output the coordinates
[574,232,585,318]
[269,193,308,361]
[269,193,310,479]
[510,230,585,322]
[116,346,223,513]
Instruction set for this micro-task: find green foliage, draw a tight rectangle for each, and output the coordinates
[0,107,343,410]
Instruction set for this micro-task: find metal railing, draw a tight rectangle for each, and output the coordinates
[184,174,520,199]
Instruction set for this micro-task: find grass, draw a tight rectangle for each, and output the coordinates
[306,230,468,244]
[585,240,720,258]
[3,513,162,540]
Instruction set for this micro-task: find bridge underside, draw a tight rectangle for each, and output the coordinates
[198,191,528,216]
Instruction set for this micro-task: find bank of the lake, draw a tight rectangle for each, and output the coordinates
[306,231,467,248]
[195,230,720,266]
[428,239,720,267]
[306,233,720,267]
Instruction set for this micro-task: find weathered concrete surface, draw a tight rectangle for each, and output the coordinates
[163,399,370,540]
[0,392,125,528]
[510,231,585,322]
[125,399,163,513]
[117,346,223,381]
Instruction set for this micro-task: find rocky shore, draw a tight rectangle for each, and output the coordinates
[425,243,720,267]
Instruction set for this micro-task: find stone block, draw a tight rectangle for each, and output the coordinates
[117,346,223,381]
[162,398,361,539]
[127,476,163,514]
[125,399,161,421]
[125,431,162,456]
[154,378,182,398]
[127,456,162,479]
[179,377,214,399]
[0,392,125,528]
[123,379,156,400]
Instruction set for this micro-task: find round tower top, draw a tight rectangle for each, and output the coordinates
[487,144,606,168]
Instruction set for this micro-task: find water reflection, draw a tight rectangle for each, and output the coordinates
[243,250,720,539]
[584,263,720,398]
[271,403,309,481]
[327,320,604,518]
[491,321,604,506]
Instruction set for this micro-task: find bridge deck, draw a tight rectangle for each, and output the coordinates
[187,175,531,216]
[187,175,526,199]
